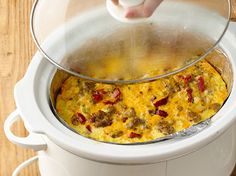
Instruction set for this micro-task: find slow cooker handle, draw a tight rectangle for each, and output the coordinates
[12,156,39,176]
[4,110,47,151]
[12,155,71,176]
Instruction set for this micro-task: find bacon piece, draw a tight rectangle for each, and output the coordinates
[186,88,193,103]
[71,113,87,125]
[184,75,192,85]
[103,88,122,105]
[179,75,192,86]
[112,88,121,99]
[104,100,115,105]
[86,125,92,132]
[198,76,205,92]
[89,116,95,123]
[156,110,168,117]
[154,97,168,108]
[92,89,106,103]
[104,99,120,105]
[76,113,87,124]
[92,92,103,103]
[128,132,142,138]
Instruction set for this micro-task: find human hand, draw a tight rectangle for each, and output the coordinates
[111,0,163,18]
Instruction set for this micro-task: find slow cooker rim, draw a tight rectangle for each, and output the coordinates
[14,44,236,164]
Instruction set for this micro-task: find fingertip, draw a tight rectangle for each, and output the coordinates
[111,0,119,5]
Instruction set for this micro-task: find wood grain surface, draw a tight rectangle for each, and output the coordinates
[232,0,236,21]
[0,0,40,175]
[0,0,236,176]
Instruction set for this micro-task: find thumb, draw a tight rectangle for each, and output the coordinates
[125,0,163,18]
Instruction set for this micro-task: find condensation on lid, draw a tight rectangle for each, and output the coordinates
[30,0,231,84]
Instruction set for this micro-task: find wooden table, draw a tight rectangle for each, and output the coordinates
[0,0,236,175]
[0,0,40,175]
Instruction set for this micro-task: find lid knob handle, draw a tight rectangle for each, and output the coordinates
[106,0,147,23]
[119,0,144,8]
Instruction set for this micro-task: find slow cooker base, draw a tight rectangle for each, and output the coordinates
[37,122,236,176]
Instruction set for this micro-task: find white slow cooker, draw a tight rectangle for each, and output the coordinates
[4,0,236,176]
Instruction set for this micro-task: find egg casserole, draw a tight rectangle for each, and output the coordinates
[55,60,228,144]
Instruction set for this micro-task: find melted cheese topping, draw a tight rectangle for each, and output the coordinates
[56,60,228,144]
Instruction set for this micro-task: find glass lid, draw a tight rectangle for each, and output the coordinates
[31,0,231,84]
